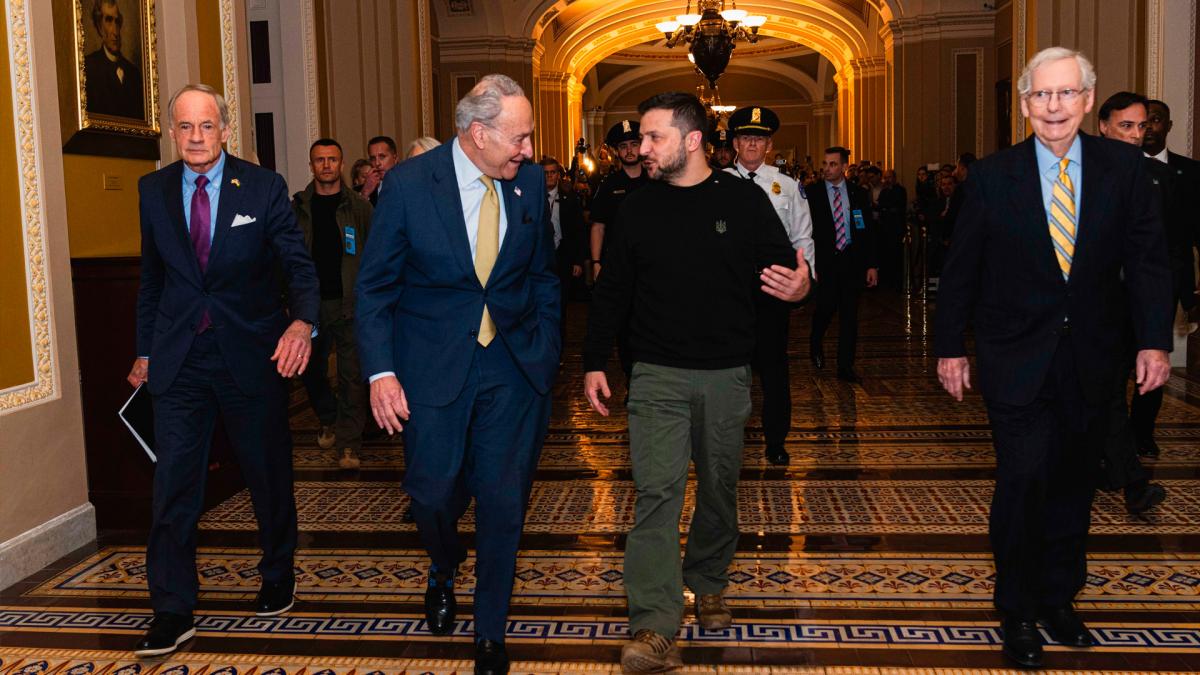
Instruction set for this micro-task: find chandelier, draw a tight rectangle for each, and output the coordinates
[657,1,766,87]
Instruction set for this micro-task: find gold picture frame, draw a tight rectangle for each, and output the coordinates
[56,0,159,156]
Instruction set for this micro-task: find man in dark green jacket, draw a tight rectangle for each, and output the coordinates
[292,138,373,469]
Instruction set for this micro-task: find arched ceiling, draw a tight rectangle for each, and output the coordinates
[525,0,892,78]
[593,57,826,108]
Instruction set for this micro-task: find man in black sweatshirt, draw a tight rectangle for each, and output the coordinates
[582,92,811,674]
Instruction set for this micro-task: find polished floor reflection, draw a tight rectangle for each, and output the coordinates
[3,292,1200,673]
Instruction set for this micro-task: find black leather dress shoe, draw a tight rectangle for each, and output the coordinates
[1038,605,1094,647]
[475,639,509,675]
[837,369,862,384]
[133,612,195,657]
[810,352,825,369]
[425,574,457,636]
[765,444,790,466]
[1125,481,1166,515]
[255,576,296,616]
[1137,436,1161,458]
[1000,617,1043,668]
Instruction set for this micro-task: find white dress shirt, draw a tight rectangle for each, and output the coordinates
[1147,148,1169,164]
[726,162,816,275]
[452,136,509,258]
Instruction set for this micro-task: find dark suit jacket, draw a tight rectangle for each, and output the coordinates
[807,179,878,285]
[292,182,374,314]
[84,48,144,119]
[934,134,1173,407]
[136,154,320,396]
[1145,158,1196,310]
[551,190,587,274]
[355,142,561,407]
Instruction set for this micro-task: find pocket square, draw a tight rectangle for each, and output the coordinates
[231,214,257,227]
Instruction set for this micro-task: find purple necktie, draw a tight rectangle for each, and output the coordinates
[833,186,848,251]
[190,175,212,332]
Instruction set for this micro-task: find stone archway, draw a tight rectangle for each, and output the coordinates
[523,0,896,165]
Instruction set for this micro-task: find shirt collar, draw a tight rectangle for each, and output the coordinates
[736,161,770,177]
[1146,148,1169,163]
[452,136,488,190]
[548,186,558,200]
[102,46,119,63]
[825,179,845,191]
[182,151,226,189]
[1034,134,1082,176]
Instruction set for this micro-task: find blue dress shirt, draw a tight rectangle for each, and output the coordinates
[825,179,852,247]
[1034,135,1082,225]
[182,151,226,244]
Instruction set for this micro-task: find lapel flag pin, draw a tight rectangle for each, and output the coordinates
[514,187,522,197]
[231,178,241,187]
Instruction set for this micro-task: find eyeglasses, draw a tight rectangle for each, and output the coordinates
[1026,89,1085,108]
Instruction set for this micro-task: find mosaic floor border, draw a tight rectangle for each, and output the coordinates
[292,442,1200,471]
[26,548,1200,611]
[3,648,1194,675]
[198,480,1200,535]
[2,608,1199,652]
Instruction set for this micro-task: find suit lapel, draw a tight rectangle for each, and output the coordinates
[498,176,522,258]
[160,162,202,282]
[1009,136,1064,282]
[432,144,476,282]
[206,155,241,275]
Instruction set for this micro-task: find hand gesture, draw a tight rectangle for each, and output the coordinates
[370,375,411,434]
[937,357,971,401]
[271,320,312,377]
[584,371,612,417]
[760,248,812,302]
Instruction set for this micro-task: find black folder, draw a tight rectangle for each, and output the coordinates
[118,384,156,463]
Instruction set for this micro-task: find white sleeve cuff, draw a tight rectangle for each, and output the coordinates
[368,371,396,383]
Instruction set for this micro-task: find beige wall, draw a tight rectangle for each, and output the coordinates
[317,0,431,164]
[0,0,89,545]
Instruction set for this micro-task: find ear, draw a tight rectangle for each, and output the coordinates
[470,122,488,149]
[219,124,231,145]
[1019,96,1030,120]
[686,129,703,152]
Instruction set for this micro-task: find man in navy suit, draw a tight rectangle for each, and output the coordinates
[126,84,319,657]
[935,48,1173,668]
[355,74,559,675]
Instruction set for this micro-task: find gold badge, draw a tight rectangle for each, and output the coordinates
[751,108,761,123]
[622,120,631,133]
[230,178,240,187]
[771,181,781,195]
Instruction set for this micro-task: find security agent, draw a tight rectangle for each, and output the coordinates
[709,127,735,170]
[590,119,650,383]
[725,105,816,466]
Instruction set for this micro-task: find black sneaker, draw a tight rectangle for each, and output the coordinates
[1126,482,1167,515]
[133,612,195,657]
[255,576,296,616]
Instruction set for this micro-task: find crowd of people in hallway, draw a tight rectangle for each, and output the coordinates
[124,44,1197,675]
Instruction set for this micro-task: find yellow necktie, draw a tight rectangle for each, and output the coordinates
[1048,157,1076,279]
[475,176,499,346]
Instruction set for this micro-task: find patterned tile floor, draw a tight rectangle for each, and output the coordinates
[5,294,1200,672]
[26,548,1200,610]
[198,479,1200,535]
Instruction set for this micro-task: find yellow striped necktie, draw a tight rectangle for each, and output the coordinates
[475,176,499,346]
[1047,157,1076,279]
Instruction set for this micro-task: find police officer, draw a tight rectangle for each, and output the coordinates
[709,127,735,170]
[726,106,816,466]
[590,119,649,384]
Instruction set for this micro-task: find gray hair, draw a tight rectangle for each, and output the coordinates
[167,83,230,129]
[1017,46,1097,97]
[407,136,441,155]
[454,74,525,134]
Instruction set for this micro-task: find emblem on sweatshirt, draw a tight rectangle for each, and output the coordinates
[715,219,727,234]
[771,181,781,195]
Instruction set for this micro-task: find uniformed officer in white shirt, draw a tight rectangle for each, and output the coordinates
[725,105,815,466]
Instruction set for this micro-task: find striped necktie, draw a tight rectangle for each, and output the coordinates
[475,176,499,346]
[833,186,848,251]
[1048,157,1076,279]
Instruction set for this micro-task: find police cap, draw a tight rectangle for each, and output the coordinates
[728,106,780,137]
[708,127,734,150]
[605,119,640,148]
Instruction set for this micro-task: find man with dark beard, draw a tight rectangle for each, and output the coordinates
[582,92,811,674]
[708,127,735,170]
[589,119,649,386]
[590,120,648,278]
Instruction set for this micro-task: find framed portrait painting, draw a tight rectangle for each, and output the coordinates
[56,0,160,157]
